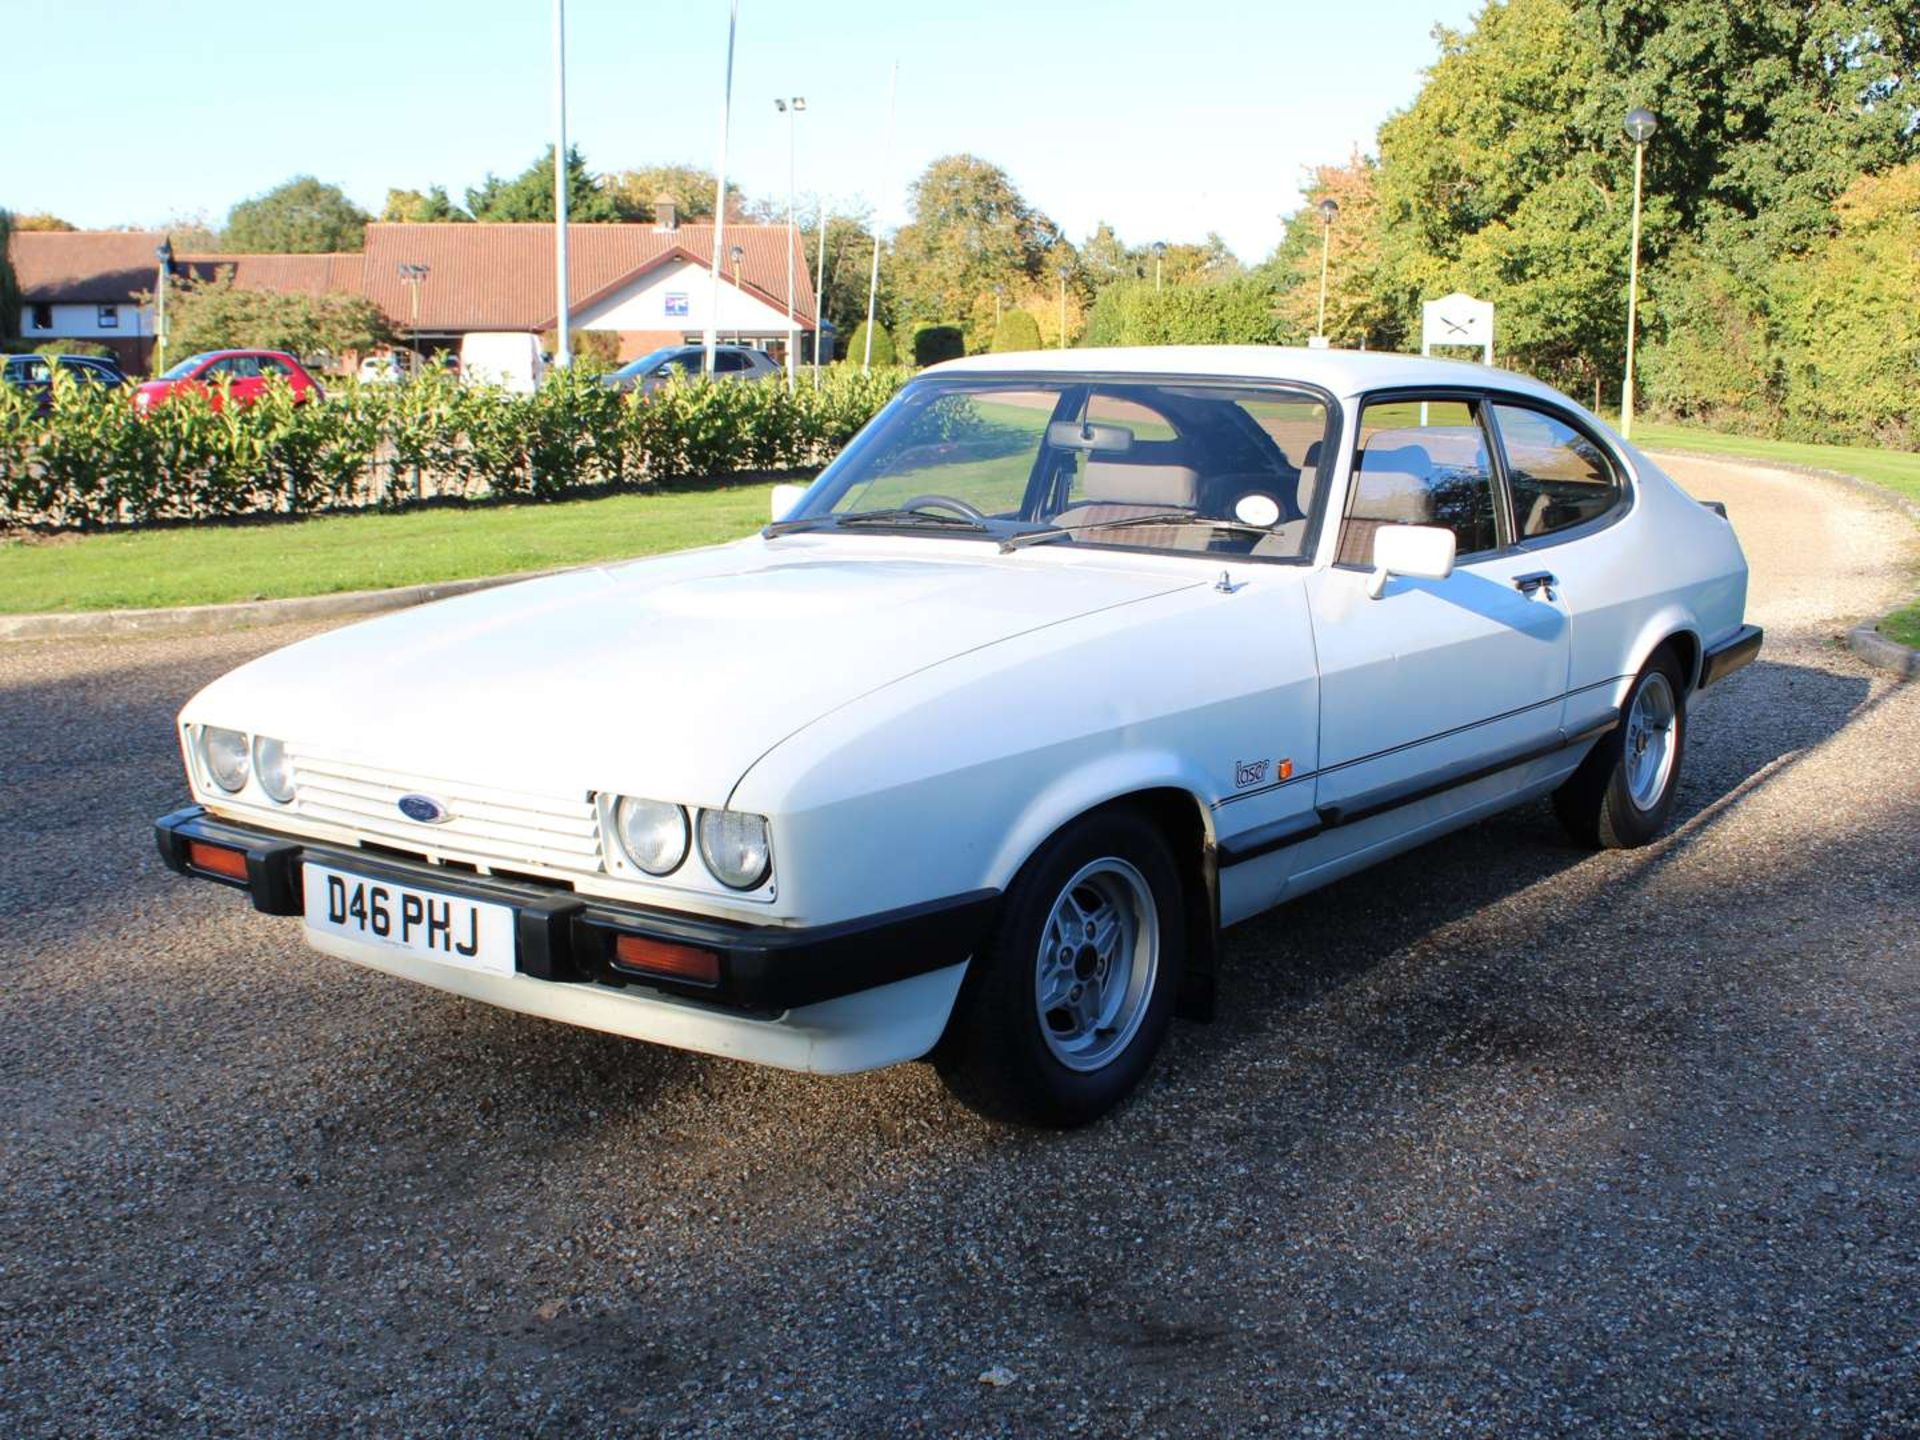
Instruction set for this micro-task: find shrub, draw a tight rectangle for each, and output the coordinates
[846,321,896,368]
[0,363,913,528]
[538,329,623,373]
[1084,277,1281,347]
[990,309,1043,352]
[32,339,115,359]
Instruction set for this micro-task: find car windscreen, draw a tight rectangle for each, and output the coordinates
[787,376,1334,560]
[159,354,216,381]
[610,346,682,379]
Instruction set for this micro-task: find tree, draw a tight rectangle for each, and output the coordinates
[156,212,222,251]
[162,268,392,362]
[1264,152,1400,348]
[1156,234,1243,286]
[1079,221,1144,291]
[1581,0,1920,261]
[466,146,618,223]
[0,210,20,340]
[799,208,890,350]
[602,165,744,223]
[223,176,370,253]
[1776,161,1920,444]
[381,186,470,223]
[888,155,1069,350]
[11,213,75,232]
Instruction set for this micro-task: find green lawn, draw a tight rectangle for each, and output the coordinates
[1631,421,1920,508]
[0,483,778,613]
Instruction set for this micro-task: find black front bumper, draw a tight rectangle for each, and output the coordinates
[155,806,999,1014]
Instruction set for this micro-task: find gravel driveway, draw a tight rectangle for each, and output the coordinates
[2,455,1915,1438]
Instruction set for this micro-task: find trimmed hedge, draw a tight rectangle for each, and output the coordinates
[990,310,1043,352]
[906,324,966,367]
[0,364,912,529]
[846,321,896,368]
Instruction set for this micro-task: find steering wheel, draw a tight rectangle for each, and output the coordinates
[892,494,991,522]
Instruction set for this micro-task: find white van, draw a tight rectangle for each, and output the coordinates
[458,332,547,393]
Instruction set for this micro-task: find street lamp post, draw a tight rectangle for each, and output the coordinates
[397,263,430,360]
[153,239,173,374]
[775,96,805,389]
[1314,196,1339,342]
[1620,106,1658,440]
[1151,240,1167,293]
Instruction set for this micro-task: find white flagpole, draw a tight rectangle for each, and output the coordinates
[551,0,571,369]
[862,61,897,374]
[704,0,739,376]
[813,200,829,377]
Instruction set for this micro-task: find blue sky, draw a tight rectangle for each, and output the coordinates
[5,0,1479,261]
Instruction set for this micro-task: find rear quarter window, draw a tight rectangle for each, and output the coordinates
[1494,403,1620,538]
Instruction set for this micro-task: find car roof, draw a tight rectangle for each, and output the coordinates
[925,345,1571,405]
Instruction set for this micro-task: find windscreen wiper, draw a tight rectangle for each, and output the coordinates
[834,507,991,532]
[999,510,1217,552]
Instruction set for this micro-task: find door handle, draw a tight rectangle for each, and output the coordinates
[1514,570,1557,600]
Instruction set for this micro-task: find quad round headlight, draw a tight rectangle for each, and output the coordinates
[253,735,296,803]
[614,796,691,876]
[198,726,251,793]
[697,809,772,890]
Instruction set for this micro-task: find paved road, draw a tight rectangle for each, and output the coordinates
[2,457,1915,1438]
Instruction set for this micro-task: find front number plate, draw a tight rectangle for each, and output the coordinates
[302,863,517,977]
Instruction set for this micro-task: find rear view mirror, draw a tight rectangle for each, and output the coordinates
[1367,524,1456,599]
[770,482,809,522]
[1046,420,1134,453]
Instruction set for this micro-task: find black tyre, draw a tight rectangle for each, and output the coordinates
[1554,650,1688,849]
[934,807,1185,1128]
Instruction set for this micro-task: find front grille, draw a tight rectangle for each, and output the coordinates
[288,750,601,877]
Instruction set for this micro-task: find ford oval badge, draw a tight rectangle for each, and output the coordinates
[397,793,450,825]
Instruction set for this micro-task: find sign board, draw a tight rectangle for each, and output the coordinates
[1421,292,1494,363]
[664,292,690,318]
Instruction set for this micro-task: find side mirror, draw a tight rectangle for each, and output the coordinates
[1367,524,1455,599]
[770,482,809,522]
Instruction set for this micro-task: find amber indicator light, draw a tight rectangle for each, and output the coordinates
[186,841,251,881]
[612,934,721,985]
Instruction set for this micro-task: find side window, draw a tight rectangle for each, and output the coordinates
[715,351,750,373]
[226,356,263,380]
[1494,404,1619,537]
[198,357,232,380]
[256,356,293,378]
[1339,398,1498,566]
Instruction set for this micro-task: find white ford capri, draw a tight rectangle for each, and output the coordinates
[158,347,1760,1125]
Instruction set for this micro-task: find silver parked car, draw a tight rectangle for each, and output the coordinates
[600,344,782,394]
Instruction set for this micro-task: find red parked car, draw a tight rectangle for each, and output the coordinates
[133,350,325,412]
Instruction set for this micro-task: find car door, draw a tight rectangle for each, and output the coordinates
[194,355,234,408]
[1484,399,1635,737]
[226,354,267,406]
[1304,393,1571,823]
